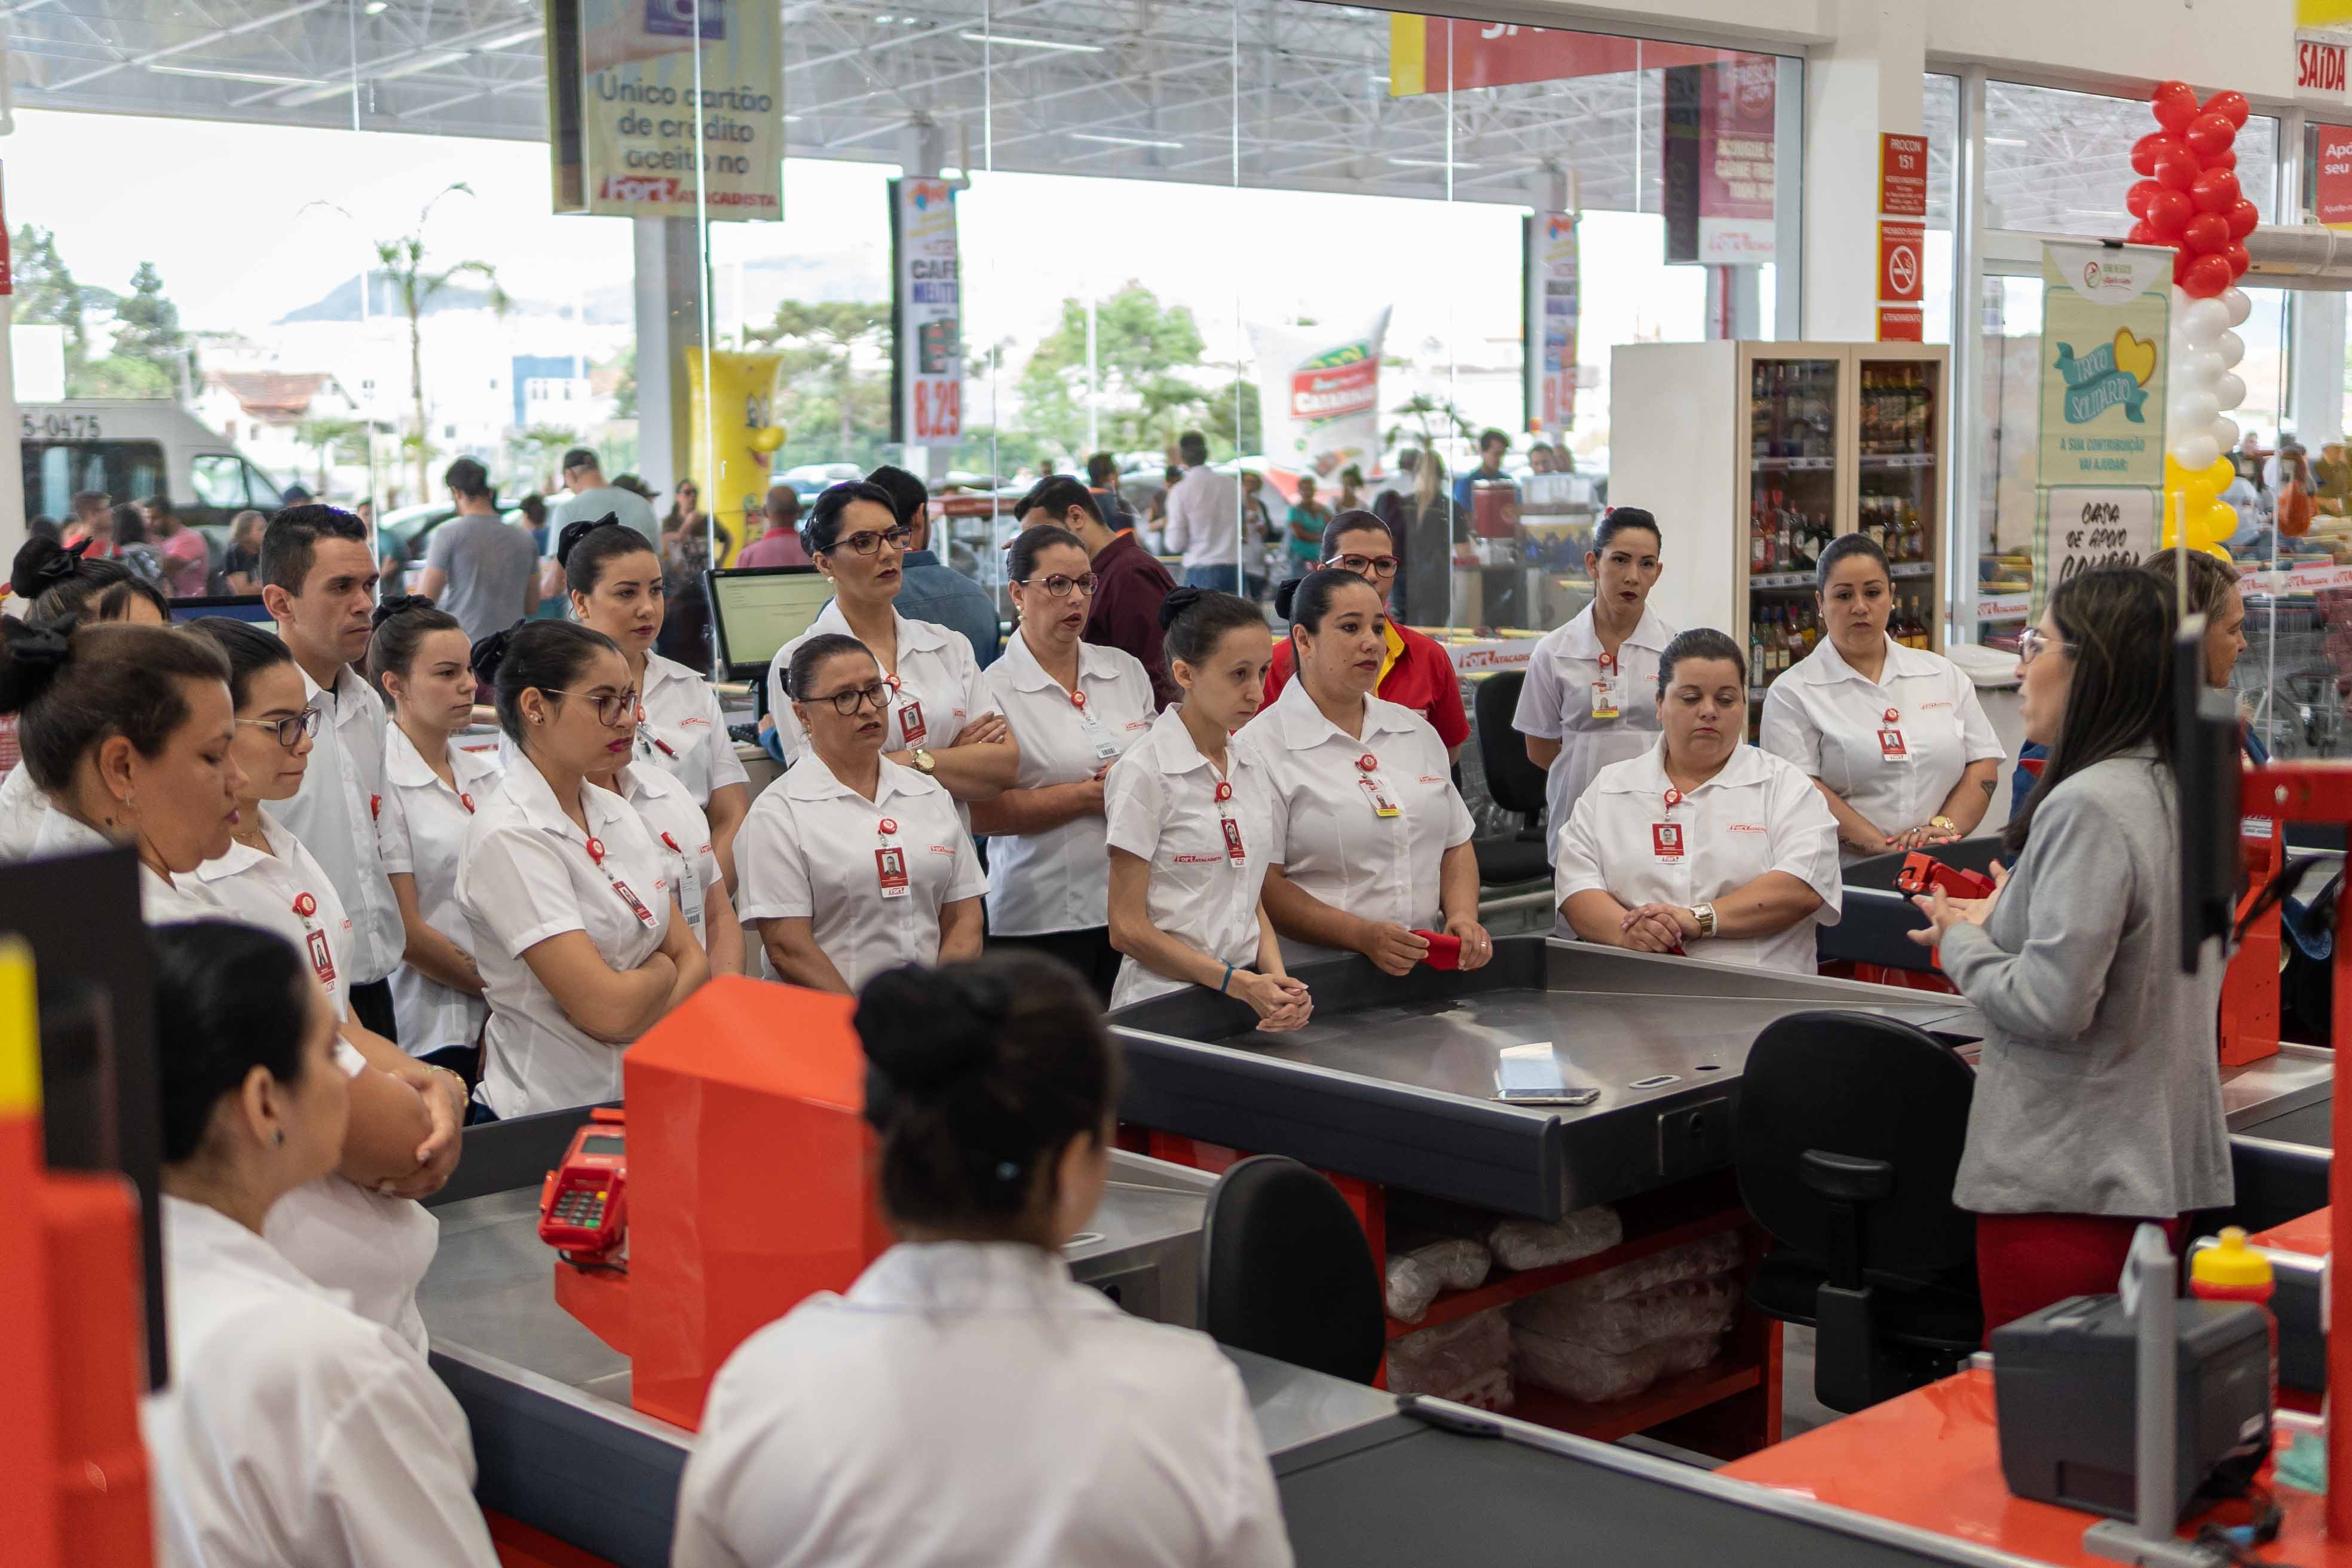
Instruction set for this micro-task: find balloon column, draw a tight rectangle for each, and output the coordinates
[2127,78,2257,556]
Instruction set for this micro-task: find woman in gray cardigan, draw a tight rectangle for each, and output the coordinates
[1910,568,2228,1337]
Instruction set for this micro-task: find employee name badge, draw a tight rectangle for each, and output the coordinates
[1356,753,1401,819]
[1070,689,1120,762]
[1652,789,1686,863]
[610,877,660,929]
[1214,779,1247,865]
[1591,652,1619,721]
[661,831,703,941]
[875,818,911,898]
[1878,708,1910,763]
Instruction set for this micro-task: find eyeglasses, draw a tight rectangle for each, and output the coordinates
[1015,572,1099,599]
[806,681,890,716]
[237,706,322,749]
[1334,553,1401,579]
[547,687,641,727]
[2016,627,2077,667]
[823,524,914,557]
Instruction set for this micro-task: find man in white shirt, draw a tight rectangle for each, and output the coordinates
[1159,430,1242,593]
[544,446,661,552]
[260,505,408,1043]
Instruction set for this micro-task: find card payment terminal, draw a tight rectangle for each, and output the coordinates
[538,1107,627,1266]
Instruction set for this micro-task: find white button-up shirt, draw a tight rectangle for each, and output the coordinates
[272,662,402,985]
[1554,741,1843,976]
[144,1196,497,1568]
[0,762,50,859]
[1103,707,1278,1010]
[638,650,751,807]
[671,1241,1293,1568]
[764,602,989,762]
[1162,465,1243,571]
[197,808,357,1022]
[609,762,722,951]
[376,724,505,1055]
[1512,604,1677,843]
[1239,679,1474,967]
[982,632,1158,937]
[1760,635,2005,861]
[736,752,984,994]
[458,758,674,1119]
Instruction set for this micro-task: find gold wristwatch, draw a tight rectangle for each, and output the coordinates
[1690,902,1717,939]
[1928,815,1958,835]
[911,747,938,776]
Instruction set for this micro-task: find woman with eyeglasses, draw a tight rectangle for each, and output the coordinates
[1513,509,1679,844]
[970,526,1158,1001]
[737,633,985,993]
[560,519,753,892]
[762,482,1017,807]
[458,621,709,1118]
[1261,512,1470,760]
[1910,570,2230,1337]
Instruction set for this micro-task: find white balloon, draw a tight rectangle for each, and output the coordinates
[2178,350,2225,387]
[2172,284,2194,314]
[2222,286,2252,327]
[2216,329,2245,369]
[2214,370,2247,410]
[2211,416,2240,453]
[2182,298,2229,346]
[2176,433,2221,471]
[2173,390,2221,428]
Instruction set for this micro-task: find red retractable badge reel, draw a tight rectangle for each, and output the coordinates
[460,792,475,814]
[292,892,317,921]
[585,837,606,866]
[1358,754,1377,773]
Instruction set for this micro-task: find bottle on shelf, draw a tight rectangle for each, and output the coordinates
[1749,618,1766,688]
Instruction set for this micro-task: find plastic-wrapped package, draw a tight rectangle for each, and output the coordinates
[1384,1237,1494,1323]
[1507,1277,1741,1353]
[1386,1307,1510,1398]
[1439,1365,1515,1412]
[1548,1230,1744,1305]
[1512,1327,1726,1404]
[1486,1206,1624,1272]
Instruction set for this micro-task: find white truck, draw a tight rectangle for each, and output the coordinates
[20,401,287,535]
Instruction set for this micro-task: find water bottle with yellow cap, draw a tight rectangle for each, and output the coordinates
[2192,1226,2277,1423]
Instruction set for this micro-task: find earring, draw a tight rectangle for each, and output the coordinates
[273,1129,286,1147]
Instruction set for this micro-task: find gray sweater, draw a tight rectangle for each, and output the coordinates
[1938,749,2231,1218]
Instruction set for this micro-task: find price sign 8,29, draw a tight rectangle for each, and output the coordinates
[914,379,961,442]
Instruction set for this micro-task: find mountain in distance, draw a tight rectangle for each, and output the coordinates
[276,244,890,327]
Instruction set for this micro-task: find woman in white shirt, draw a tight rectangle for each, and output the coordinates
[1105,590,1309,1028]
[592,756,744,975]
[972,525,1159,1001]
[1512,508,1678,842]
[737,633,985,993]
[672,954,1293,1568]
[761,482,1017,805]
[1555,628,1843,976]
[368,597,504,1076]
[560,519,753,885]
[1244,568,1488,974]
[458,621,709,1119]
[141,919,498,1568]
[1761,535,2002,861]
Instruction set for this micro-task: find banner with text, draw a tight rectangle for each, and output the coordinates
[1524,210,1579,434]
[2035,241,2170,492]
[890,177,963,449]
[2034,487,2159,618]
[1385,18,1722,97]
[546,0,783,220]
[1661,58,1777,266]
[1250,310,1391,479]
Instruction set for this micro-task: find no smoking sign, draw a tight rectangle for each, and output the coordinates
[1879,220,1924,304]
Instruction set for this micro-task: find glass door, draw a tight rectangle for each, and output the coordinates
[1745,353,1842,710]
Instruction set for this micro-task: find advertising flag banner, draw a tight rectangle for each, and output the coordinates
[891,178,964,449]
[1524,212,1579,432]
[1250,310,1392,478]
[2034,241,2170,492]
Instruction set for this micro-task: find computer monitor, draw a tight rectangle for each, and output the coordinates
[707,566,832,682]
[170,593,274,626]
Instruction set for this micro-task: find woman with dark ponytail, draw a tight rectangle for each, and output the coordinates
[672,954,1293,1568]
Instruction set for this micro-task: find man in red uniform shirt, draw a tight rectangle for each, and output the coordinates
[1014,475,1177,709]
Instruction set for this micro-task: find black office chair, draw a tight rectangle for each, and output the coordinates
[1735,1010,1982,1414]
[1197,1154,1386,1385]
[1469,670,1553,887]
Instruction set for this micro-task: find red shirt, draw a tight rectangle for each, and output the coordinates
[1085,530,1179,709]
[1264,623,1469,749]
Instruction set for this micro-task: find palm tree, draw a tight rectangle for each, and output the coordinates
[295,416,370,495]
[747,301,890,458]
[370,185,510,500]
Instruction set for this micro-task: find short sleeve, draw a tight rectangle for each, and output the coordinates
[375,781,415,876]
[1104,750,1168,863]
[423,524,456,572]
[1512,645,1564,740]
[1954,669,2005,765]
[311,1359,501,1567]
[1758,681,1823,776]
[701,685,751,793]
[463,827,587,955]
[1423,644,1470,750]
[944,813,987,904]
[958,639,993,730]
[1551,792,1610,905]
[1766,764,1844,921]
[734,800,814,921]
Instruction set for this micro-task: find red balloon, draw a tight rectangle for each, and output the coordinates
[2204,88,2251,128]
[2127,220,2162,246]
[2182,253,2233,298]
[2154,88,2200,134]
[2173,248,2198,286]
[2226,242,2251,278]
[2126,178,2166,218]
[2132,132,2183,177]
[2183,212,2231,253]
[2226,197,2259,240]
[2154,147,2202,192]
[2146,188,2194,238]
[2191,167,2241,215]
[2204,145,2237,174]
[2185,112,2237,158]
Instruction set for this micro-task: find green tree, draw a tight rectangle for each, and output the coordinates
[1019,284,1215,455]
[1385,392,1477,454]
[747,301,892,458]
[297,417,370,493]
[510,425,582,491]
[75,356,173,399]
[369,185,510,501]
[605,345,636,421]
[11,225,88,364]
[112,262,193,390]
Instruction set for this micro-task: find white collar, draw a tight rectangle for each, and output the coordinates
[1555,603,1673,660]
[781,748,930,808]
[1000,624,1115,695]
[846,1241,1108,1316]
[1594,737,1774,797]
[384,722,502,791]
[1267,673,1415,753]
[163,1193,352,1311]
[195,807,293,883]
[612,760,678,807]
[641,651,699,696]
[1792,633,1935,689]
[811,600,951,656]
[501,755,635,845]
[1143,705,1234,779]
[294,656,366,707]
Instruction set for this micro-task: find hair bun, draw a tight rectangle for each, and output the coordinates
[1272,577,1301,620]
[1157,585,1206,631]
[372,592,437,629]
[469,622,520,684]
[10,537,82,601]
[555,515,617,568]
[0,615,79,716]
[856,964,1007,1101]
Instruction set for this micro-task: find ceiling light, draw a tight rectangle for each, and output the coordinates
[1070,131,1183,149]
[1984,135,2028,146]
[363,1,387,11]
[958,30,1102,53]
[152,62,322,85]
[1388,156,1482,170]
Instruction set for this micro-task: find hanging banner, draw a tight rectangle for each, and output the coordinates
[1385,18,1723,98]
[545,0,784,220]
[2034,488,2160,618]
[2319,125,2352,228]
[1523,211,1579,433]
[2035,241,2170,492]
[890,177,963,449]
[1249,310,1391,479]
[1661,59,1777,266]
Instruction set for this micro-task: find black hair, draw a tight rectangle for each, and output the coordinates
[1655,627,1748,701]
[1321,509,1393,562]
[143,493,176,519]
[1018,475,1102,529]
[1159,587,1265,674]
[1274,564,1382,630]
[470,619,623,742]
[801,480,900,557]
[864,465,930,534]
[184,617,296,709]
[1814,532,1891,595]
[855,953,1120,1231]
[2005,568,2178,858]
[366,594,466,696]
[1007,525,1088,587]
[0,621,231,794]
[259,504,370,596]
[112,503,148,547]
[1478,427,1511,452]
[2143,547,2241,620]
[785,632,875,702]
[443,457,491,500]
[558,516,659,596]
[11,537,170,625]
[1085,452,1118,487]
[561,447,599,474]
[1177,431,1209,466]
[152,921,318,1165]
[1594,507,1662,555]
[517,494,548,526]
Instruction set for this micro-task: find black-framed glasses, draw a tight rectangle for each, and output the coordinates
[237,706,322,749]
[1015,572,1099,599]
[548,687,641,727]
[822,524,914,557]
[2016,627,2076,667]
[1334,553,1401,579]
[806,680,890,716]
